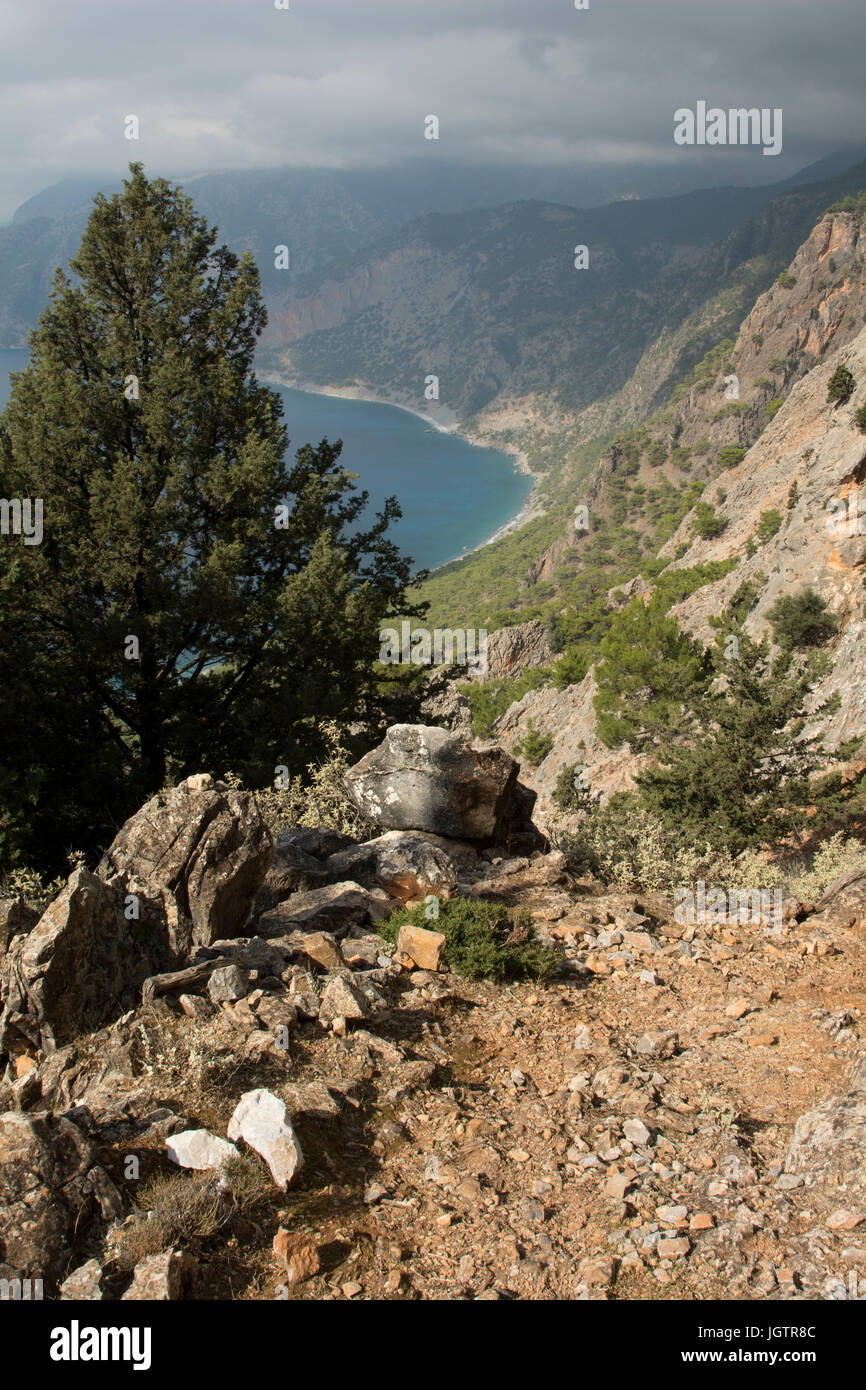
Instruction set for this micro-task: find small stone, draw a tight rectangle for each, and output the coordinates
[273,1228,320,1284]
[656,1204,688,1227]
[341,1281,362,1299]
[657,1236,690,1258]
[748,1032,778,1047]
[639,970,658,985]
[708,1180,728,1197]
[166,1129,238,1171]
[384,1269,402,1294]
[507,1147,530,1163]
[364,1182,389,1205]
[319,974,371,1024]
[690,1213,714,1232]
[775,1173,803,1190]
[605,1172,634,1202]
[725,999,751,1019]
[179,993,215,1019]
[827,1210,864,1231]
[396,922,446,972]
[303,931,345,971]
[207,964,251,1004]
[623,1119,651,1146]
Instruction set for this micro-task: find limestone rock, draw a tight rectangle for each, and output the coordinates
[319,974,371,1024]
[344,724,521,842]
[166,1129,238,1172]
[0,1110,123,1283]
[0,868,174,1056]
[258,881,375,938]
[396,922,447,972]
[227,1088,303,1190]
[122,1248,193,1301]
[98,774,272,950]
[59,1259,104,1300]
[322,830,458,902]
[207,964,251,1004]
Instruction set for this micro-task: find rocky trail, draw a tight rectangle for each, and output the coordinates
[1,728,865,1303]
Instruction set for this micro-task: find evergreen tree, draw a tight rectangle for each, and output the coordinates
[593,597,710,748]
[0,165,423,871]
[634,634,826,854]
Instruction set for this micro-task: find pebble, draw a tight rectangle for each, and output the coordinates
[623,1119,651,1145]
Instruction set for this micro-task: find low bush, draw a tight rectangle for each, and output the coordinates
[379,897,557,983]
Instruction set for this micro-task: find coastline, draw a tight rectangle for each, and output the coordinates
[259,367,546,564]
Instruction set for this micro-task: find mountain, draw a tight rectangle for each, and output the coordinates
[265,157,866,421]
[482,202,866,820]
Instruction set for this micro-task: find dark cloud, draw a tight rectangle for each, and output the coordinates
[0,0,863,220]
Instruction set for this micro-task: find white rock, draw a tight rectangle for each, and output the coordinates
[227,1088,304,1190]
[166,1129,238,1171]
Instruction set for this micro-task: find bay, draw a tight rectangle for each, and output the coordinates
[0,349,529,571]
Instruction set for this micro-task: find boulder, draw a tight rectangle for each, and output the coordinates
[207,964,251,1004]
[59,1259,104,1300]
[468,619,553,683]
[0,1110,123,1283]
[322,830,458,902]
[344,725,522,843]
[0,868,175,1057]
[258,881,377,938]
[98,773,272,951]
[227,1089,304,1190]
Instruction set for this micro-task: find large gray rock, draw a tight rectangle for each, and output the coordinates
[0,868,174,1056]
[0,1110,123,1283]
[322,830,458,902]
[99,773,272,951]
[253,839,330,916]
[344,725,521,843]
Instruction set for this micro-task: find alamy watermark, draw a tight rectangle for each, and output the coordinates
[379,622,487,675]
[0,497,43,545]
[674,103,782,157]
[675,881,784,929]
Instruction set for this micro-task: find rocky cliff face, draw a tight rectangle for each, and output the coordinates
[492,212,866,821]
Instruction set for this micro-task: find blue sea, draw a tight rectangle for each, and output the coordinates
[0,349,529,571]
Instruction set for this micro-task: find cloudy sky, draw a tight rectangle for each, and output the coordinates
[0,0,863,222]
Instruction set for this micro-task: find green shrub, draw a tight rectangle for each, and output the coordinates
[854,403,866,433]
[768,588,838,650]
[776,272,796,289]
[827,365,855,406]
[513,717,553,765]
[380,898,558,983]
[693,501,728,539]
[717,446,746,468]
[765,397,784,417]
[755,508,782,543]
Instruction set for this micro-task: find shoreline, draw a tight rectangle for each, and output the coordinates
[259,367,546,566]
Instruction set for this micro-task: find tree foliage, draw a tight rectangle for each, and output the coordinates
[0,165,422,871]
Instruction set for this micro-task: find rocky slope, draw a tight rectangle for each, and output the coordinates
[2,729,865,1302]
[488,209,866,820]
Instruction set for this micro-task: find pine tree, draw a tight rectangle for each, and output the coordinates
[0,165,422,870]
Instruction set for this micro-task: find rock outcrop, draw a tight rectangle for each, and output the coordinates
[344,724,527,844]
[0,867,175,1057]
[99,773,272,951]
